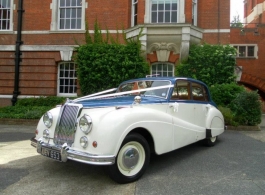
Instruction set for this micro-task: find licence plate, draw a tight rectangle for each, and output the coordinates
[41,147,61,161]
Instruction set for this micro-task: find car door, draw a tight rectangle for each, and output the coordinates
[190,82,210,140]
[169,80,198,149]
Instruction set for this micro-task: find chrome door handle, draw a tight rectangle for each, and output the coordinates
[169,102,179,112]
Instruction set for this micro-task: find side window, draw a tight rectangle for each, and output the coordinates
[192,0,197,26]
[151,63,174,77]
[59,0,82,30]
[191,82,209,101]
[57,62,77,97]
[151,0,178,23]
[51,0,86,31]
[171,80,190,100]
[131,0,138,27]
[232,45,258,59]
[0,0,13,31]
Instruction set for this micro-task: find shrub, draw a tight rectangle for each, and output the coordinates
[0,106,52,119]
[210,83,245,106]
[75,43,149,95]
[218,106,238,126]
[229,90,262,126]
[74,21,149,95]
[16,96,65,106]
[0,96,66,119]
[175,44,236,86]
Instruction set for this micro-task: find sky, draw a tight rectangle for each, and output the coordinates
[230,0,244,22]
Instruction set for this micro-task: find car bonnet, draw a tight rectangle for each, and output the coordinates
[75,95,167,108]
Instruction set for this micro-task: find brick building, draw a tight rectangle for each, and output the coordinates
[230,0,265,110]
[0,0,244,107]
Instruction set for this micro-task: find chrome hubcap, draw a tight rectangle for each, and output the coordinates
[210,136,217,142]
[117,141,145,176]
[122,148,139,169]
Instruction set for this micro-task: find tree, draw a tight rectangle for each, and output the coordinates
[230,15,243,28]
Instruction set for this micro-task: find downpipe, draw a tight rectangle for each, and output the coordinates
[12,0,24,106]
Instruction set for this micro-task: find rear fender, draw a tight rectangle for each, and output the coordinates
[206,107,225,137]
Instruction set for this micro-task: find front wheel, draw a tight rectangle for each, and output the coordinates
[204,136,218,147]
[106,133,150,184]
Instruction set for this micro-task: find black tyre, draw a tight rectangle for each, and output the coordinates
[106,133,150,184]
[204,136,218,147]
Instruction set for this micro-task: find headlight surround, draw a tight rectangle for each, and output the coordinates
[43,112,53,128]
[80,136,88,148]
[79,114,92,134]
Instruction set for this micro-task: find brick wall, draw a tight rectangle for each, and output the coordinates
[85,0,130,29]
[198,0,230,44]
[0,51,15,95]
[185,0,193,24]
[203,33,230,44]
[230,27,265,80]
[0,51,59,96]
[198,0,230,29]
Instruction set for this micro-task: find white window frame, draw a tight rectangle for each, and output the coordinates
[151,63,174,77]
[131,0,138,27]
[50,0,86,31]
[232,44,258,59]
[57,62,77,97]
[150,0,180,23]
[192,0,197,26]
[0,0,14,31]
[144,0,184,23]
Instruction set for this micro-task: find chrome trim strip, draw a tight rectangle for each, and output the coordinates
[31,138,115,165]
[67,150,115,165]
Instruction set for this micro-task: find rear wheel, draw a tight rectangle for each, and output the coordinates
[106,133,150,184]
[204,136,217,147]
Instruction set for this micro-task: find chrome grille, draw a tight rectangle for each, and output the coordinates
[54,104,81,146]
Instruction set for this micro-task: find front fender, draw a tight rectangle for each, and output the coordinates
[77,105,173,156]
[35,106,61,141]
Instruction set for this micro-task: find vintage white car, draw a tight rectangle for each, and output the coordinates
[31,77,225,183]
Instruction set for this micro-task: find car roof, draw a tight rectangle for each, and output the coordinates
[121,77,207,86]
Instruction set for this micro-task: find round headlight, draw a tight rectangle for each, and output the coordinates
[43,112,53,128]
[43,129,50,139]
[79,114,92,134]
[80,136,88,148]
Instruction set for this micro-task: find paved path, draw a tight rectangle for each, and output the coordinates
[0,124,265,195]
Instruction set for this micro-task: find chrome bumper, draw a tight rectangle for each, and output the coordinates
[30,137,115,165]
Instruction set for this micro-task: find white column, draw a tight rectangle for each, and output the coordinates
[180,27,191,60]
[144,0,150,23]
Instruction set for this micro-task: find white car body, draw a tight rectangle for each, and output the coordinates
[31,77,225,183]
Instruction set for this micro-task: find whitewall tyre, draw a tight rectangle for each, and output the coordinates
[204,136,218,147]
[106,133,150,184]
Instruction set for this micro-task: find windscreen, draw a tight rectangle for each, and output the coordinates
[117,80,170,98]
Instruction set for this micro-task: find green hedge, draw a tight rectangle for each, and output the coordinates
[218,106,239,126]
[75,43,149,95]
[0,106,52,119]
[229,90,262,126]
[74,21,149,95]
[210,83,245,106]
[176,44,236,86]
[0,96,65,119]
[16,96,65,106]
